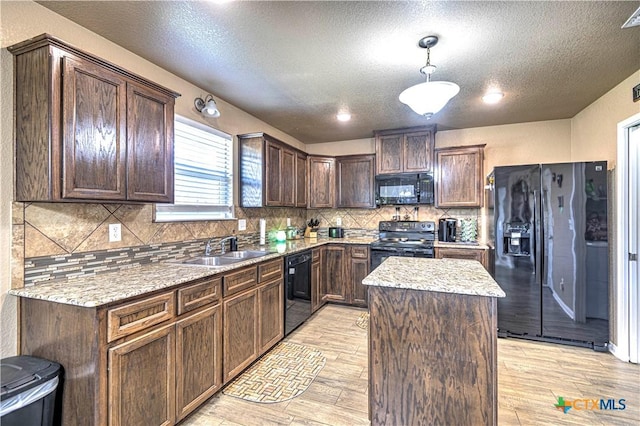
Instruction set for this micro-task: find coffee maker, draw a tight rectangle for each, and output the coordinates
[438,218,457,242]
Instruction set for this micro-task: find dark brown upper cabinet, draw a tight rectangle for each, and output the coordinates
[9,34,179,203]
[436,145,485,208]
[307,156,336,209]
[336,154,375,208]
[238,132,307,207]
[308,154,376,209]
[374,125,436,175]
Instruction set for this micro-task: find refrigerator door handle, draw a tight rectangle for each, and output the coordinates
[532,189,543,285]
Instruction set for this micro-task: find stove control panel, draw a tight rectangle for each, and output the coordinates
[378,221,435,232]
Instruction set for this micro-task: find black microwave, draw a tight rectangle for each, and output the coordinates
[375,173,434,205]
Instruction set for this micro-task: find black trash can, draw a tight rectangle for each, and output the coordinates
[0,356,62,426]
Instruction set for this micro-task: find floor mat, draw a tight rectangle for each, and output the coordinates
[355,311,369,329]
[222,342,326,403]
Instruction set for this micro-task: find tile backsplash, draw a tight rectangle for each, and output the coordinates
[12,202,306,288]
[308,205,481,233]
[12,201,481,288]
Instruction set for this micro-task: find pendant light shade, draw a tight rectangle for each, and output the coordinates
[399,81,460,118]
[399,35,459,119]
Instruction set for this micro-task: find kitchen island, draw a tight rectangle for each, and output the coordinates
[362,257,505,426]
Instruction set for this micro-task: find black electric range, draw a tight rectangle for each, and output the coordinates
[370,221,436,270]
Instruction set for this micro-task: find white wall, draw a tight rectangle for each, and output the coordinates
[571,70,640,166]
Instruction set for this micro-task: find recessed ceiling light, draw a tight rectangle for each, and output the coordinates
[482,92,504,104]
[336,112,351,122]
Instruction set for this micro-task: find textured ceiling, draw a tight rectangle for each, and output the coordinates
[37,1,640,143]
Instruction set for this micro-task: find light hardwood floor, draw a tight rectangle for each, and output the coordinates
[182,305,639,426]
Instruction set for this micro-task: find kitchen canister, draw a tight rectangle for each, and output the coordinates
[459,218,478,242]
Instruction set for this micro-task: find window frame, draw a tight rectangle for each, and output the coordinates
[154,115,234,222]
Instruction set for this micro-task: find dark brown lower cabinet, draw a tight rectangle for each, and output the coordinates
[349,245,370,307]
[322,245,348,302]
[435,247,489,271]
[223,289,259,383]
[320,244,370,307]
[175,305,222,421]
[108,324,176,426]
[258,278,284,354]
[15,256,286,425]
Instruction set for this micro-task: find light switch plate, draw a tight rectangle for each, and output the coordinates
[109,223,121,242]
[238,219,247,231]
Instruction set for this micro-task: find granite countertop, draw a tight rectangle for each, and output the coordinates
[362,257,505,298]
[9,237,376,307]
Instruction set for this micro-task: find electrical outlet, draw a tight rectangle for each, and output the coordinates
[336,217,342,226]
[109,223,121,242]
[238,219,246,231]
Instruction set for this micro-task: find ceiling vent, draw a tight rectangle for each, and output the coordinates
[622,6,640,28]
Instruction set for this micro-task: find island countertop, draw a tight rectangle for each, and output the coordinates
[362,257,505,298]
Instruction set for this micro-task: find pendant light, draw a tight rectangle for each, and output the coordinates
[399,36,460,119]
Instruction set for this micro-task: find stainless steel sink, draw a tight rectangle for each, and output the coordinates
[177,250,272,267]
[220,250,272,259]
[180,256,243,267]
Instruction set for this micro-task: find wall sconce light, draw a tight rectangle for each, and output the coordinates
[194,94,220,118]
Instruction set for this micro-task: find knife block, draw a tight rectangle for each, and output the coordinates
[304,227,318,238]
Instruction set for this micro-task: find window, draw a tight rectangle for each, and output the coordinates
[155,116,233,221]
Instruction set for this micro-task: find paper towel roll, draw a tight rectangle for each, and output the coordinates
[259,218,266,245]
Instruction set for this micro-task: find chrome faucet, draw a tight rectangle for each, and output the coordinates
[204,239,215,256]
[219,236,238,254]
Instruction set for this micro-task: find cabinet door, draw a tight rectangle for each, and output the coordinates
[282,148,296,206]
[436,247,487,270]
[258,279,284,354]
[265,140,282,206]
[436,146,484,208]
[308,156,336,208]
[127,82,175,202]
[175,305,222,421]
[295,152,308,207]
[337,155,375,208]
[404,130,434,172]
[108,324,175,426]
[350,246,370,307]
[322,245,347,303]
[376,134,403,174]
[62,56,127,200]
[223,289,258,382]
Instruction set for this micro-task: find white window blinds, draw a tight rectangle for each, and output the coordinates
[155,116,233,222]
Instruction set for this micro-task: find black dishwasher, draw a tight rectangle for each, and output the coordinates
[284,250,312,335]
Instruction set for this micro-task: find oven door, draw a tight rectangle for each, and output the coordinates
[371,247,434,270]
[370,248,397,271]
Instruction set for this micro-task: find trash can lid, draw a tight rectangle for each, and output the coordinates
[1,356,61,400]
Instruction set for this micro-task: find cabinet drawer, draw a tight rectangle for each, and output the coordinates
[107,292,175,342]
[223,267,258,297]
[351,246,369,259]
[177,277,222,315]
[258,258,283,283]
[311,248,320,262]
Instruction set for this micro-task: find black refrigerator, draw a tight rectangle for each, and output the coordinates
[491,162,609,350]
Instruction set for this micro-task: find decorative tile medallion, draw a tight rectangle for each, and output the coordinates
[355,311,369,329]
[222,342,326,403]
